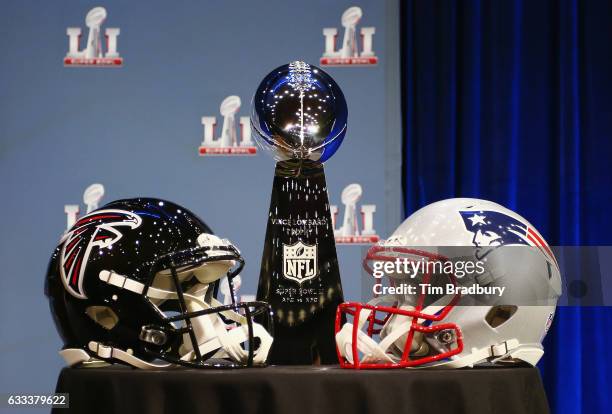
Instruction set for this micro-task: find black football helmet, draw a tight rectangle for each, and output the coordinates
[45,198,273,368]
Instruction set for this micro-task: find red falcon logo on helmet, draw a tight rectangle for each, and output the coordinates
[59,209,142,299]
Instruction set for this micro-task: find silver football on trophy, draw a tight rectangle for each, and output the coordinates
[251,61,348,163]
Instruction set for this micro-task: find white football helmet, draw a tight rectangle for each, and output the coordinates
[335,198,562,369]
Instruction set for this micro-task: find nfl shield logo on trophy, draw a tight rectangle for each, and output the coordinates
[282,241,318,284]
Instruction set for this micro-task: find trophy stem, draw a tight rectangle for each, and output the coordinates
[256,160,344,364]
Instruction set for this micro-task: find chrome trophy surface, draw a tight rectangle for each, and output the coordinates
[251,61,347,162]
[252,61,346,364]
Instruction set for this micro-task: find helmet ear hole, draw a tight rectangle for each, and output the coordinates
[485,305,518,328]
[86,306,119,330]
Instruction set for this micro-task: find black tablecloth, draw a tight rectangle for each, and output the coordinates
[54,365,549,414]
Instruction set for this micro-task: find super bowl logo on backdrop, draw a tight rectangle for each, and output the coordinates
[64,183,105,230]
[320,6,377,66]
[199,95,257,156]
[64,7,122,67]
[331,183,379,244]
[283,241,318,285]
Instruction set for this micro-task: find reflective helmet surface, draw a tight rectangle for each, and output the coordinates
[45,198,273,369]
[335,198,561,369]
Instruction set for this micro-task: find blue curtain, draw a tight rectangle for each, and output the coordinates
[400,1,612,412]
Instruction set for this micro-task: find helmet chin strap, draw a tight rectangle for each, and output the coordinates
[335,296,542,368]
[423,340,543,368]
[89,270,273,368]
[178,285,272,365]
[336,322,396,364]
[335,295,453,367]
[336,306,429,365]
[335,296,406,365]
[60,344,173,369]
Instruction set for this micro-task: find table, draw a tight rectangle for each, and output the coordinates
[54,365,549,414]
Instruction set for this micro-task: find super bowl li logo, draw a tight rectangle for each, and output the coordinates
[64,7,122,67]
[331,183,379,244]
[64,183,105,230]
[320,6,378,66]
[199,96,257,156]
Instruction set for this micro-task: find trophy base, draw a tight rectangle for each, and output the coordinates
[268,304,339,365]
[257,159,344,365]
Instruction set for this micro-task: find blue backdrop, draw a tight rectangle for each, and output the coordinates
[401,0,612,412]
[0,0,402,401]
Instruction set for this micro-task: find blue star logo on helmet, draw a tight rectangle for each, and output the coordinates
[459,210,557,267]
[460,210,530,248]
